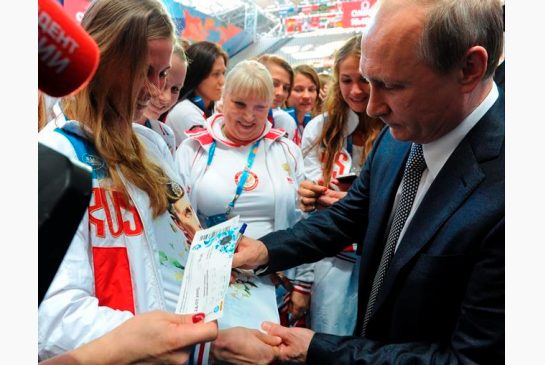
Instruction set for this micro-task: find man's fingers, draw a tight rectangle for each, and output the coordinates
[232,251,255,269]
[254,329,282,346]
[261,322,292,342]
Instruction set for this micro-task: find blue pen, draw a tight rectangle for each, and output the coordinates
[233,223,252,275]
[238,223,247,236]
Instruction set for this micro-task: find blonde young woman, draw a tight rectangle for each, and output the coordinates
[300,34,384,335]
[37,0,216,360]
[285,64,321,145]
[175,60,311,364]
[136,42,188,156]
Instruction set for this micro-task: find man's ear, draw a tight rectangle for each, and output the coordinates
[458,46,488,92]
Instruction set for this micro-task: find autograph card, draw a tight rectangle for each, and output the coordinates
[175,216,242,322]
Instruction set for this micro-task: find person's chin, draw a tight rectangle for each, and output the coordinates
[145,111,161,121]
[388,126,411,142]
[348,101,367,114]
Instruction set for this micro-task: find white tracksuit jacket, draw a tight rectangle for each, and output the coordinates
[38,122,185,359]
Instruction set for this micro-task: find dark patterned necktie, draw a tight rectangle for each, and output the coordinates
[360,143,427,336]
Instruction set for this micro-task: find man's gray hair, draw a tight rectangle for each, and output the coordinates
[419,0,503,78]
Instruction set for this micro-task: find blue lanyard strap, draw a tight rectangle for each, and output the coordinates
[206,141,217,167]
[206,138,262,216]
[267,108,275,127]
[346,134,353,155]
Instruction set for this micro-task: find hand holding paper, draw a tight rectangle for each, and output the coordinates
[176,216,246,322]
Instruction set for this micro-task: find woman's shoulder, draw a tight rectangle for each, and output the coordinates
[302,113,327,142]
[307,113,327,128]
[38,123,81,160]
[133,123,174,161]
[167,99,204,122]
[270,134,302,158]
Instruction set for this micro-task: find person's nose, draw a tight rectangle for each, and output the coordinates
[218,73,225,87]
[275,85,283,98]
[240,108,254,122]
[366,87,388,119]
[147,74,162,98]
[351,82,364,97]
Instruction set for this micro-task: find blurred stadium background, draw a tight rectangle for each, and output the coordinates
[58,0,379,73]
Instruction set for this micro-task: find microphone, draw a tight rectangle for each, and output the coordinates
[38,0,99,97]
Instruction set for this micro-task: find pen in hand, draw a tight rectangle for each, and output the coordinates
[233,223,253,277]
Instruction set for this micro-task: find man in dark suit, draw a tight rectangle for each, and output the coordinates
[231,0,504,363]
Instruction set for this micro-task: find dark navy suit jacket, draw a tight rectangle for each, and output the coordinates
[261,90,504,364]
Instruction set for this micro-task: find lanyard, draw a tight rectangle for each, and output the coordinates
[267,108,275,127]
[346,134,353,155]
[206,138,262,216]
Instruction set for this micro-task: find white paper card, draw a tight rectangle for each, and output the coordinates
[175,216,242,322]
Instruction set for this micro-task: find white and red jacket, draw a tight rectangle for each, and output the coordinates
[175,114,306,234]
[37,122,185,359]
[301,110,361,182]
[176,115,314,291]
[271,107,297,142]
[175,114,313,363]
[166,99,207,148]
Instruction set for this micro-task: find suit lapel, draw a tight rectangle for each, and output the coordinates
[375,139,485,310]
[372,92,504,313]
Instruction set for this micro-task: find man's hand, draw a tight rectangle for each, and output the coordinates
[261,322,315,363]
[232,236,269,270]
[211,327,281,365]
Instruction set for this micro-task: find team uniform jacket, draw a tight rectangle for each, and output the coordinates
[302,109,360,182]
[271,107,297,142]
[301,109,363,335]
[166,99,207,147]
[38,122,185,359]
[175,114,313,364]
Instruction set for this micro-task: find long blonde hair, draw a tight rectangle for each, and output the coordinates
[62,0,176,217]
[307,35,383,186]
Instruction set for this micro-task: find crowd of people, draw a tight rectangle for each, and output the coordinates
[38,0,505,364]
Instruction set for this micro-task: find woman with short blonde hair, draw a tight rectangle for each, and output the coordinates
[176,59,312,363]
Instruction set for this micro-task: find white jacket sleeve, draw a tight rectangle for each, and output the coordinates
[174,137,204,193]
[166,100,206,148]
[37,131,133,360]
[280,138,314,290]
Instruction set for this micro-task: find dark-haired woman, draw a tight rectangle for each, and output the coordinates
[166,40,228,147]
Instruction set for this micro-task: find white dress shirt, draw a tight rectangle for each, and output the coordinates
[391,83,499,252]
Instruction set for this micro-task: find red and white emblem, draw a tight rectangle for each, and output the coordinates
[234,171,259,191]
